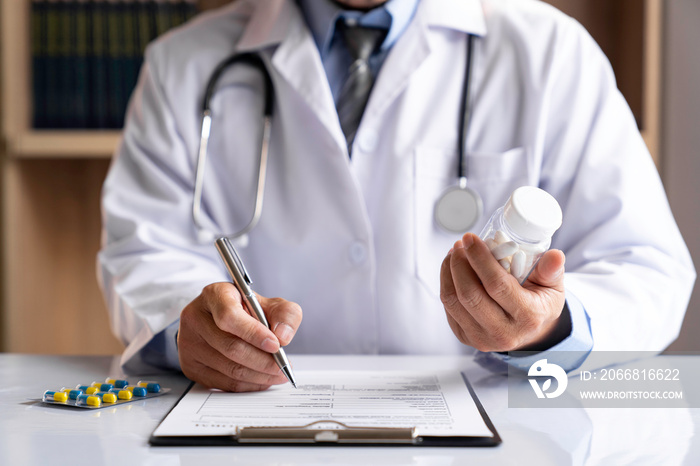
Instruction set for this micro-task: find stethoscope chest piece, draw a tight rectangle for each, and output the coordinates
[434,182,483,234]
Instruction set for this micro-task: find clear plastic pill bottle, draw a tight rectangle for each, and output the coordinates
[479,186,563,283]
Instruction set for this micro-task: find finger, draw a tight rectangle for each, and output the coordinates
[195,339,289,386]
[439,248,460,313]
[445,312,472,346]
[187,359,279,392]
[258,295,303,347]
[526,249,565,290]
[203,283,280,353]
[193,305,286,377]
[440,249,485,339]
[182,328,287,386]
[461,233,524,317]
[450,235,511,329]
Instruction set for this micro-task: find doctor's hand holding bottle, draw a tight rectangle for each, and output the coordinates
[440,233,570,353]
[176,283,303,392]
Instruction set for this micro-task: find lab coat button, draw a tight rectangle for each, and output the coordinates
[358,129,378,152]
[348,242,367,265]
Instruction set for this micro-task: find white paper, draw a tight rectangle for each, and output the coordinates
[153,371,493,438]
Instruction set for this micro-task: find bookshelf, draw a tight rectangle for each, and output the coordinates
[0,0,664,354]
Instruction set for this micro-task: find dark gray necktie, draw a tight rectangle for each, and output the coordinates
[336,22,387,153]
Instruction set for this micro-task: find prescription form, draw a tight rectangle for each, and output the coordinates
[152,371,493,438]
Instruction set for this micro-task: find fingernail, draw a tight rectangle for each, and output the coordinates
[462,233,474,248]
[261,338,279,353]
[274,322,294,344]
[552,265,565,280]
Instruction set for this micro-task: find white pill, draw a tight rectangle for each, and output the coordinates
[524,254,539,270]
[485,238,497,251]
[518,243,546,255]
[490,241,519,260]
[510,250,527,280]
[494,230,509,245]
[499,258,511,272]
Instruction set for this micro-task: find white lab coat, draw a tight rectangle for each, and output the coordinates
[99,0,695,372]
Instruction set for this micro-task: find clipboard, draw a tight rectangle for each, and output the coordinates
[149,372,501,447]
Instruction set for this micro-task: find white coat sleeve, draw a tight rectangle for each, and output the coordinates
[98,45,227,374]
[535,18,695,358]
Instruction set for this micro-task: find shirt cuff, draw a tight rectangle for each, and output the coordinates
[476,292,593,374]
[139,319,182,372]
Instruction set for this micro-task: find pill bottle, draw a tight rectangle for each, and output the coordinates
[479,186,563,283]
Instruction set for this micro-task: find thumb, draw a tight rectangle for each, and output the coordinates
[527,249,566,289]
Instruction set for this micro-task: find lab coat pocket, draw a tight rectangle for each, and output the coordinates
[414,146,529,298]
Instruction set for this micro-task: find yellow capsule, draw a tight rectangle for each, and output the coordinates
[115,389,132,400]
[43,390,68,403]
[96,392,117,403]
[77,394,101,406]
[76,385,100,395]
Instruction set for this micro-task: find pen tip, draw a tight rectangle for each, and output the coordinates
[281,365,297,388]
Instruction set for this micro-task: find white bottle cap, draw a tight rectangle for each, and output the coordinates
[503,186,563,242]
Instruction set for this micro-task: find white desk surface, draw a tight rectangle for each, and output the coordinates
[1,354,698,465]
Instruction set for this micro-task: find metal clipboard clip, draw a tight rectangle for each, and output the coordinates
[236,420,419,444]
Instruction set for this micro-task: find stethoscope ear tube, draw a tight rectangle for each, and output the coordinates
[193,53,274,244]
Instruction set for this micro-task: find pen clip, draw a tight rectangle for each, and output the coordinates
[217,237,252,285]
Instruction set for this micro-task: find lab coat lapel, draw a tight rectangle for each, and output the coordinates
[367,0,487,118]
[236,0,346,154]
[367,10,430,118]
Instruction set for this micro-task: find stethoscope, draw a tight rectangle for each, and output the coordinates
[192,35,481,245]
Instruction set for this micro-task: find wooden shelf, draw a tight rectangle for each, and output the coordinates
[7,131,121,158]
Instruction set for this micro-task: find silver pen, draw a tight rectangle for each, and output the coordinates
[215,237,297,388]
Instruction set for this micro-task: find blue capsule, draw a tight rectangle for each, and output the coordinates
[137,381,161,393]
[124,386,148,397]
[105,378,129,389]
[61,388,83,400]
[91,383,114,392]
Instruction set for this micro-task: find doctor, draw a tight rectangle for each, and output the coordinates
[99,0,695,392]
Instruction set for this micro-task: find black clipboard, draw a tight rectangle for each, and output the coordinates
[149,373,501,447]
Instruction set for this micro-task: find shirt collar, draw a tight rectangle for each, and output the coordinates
[237,0,487,53]
[296,0,420,57]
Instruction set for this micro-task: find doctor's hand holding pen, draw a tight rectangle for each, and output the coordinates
[176,282,303,392]
[440,233,569,353]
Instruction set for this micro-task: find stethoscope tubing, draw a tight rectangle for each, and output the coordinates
[458,34,475,183]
